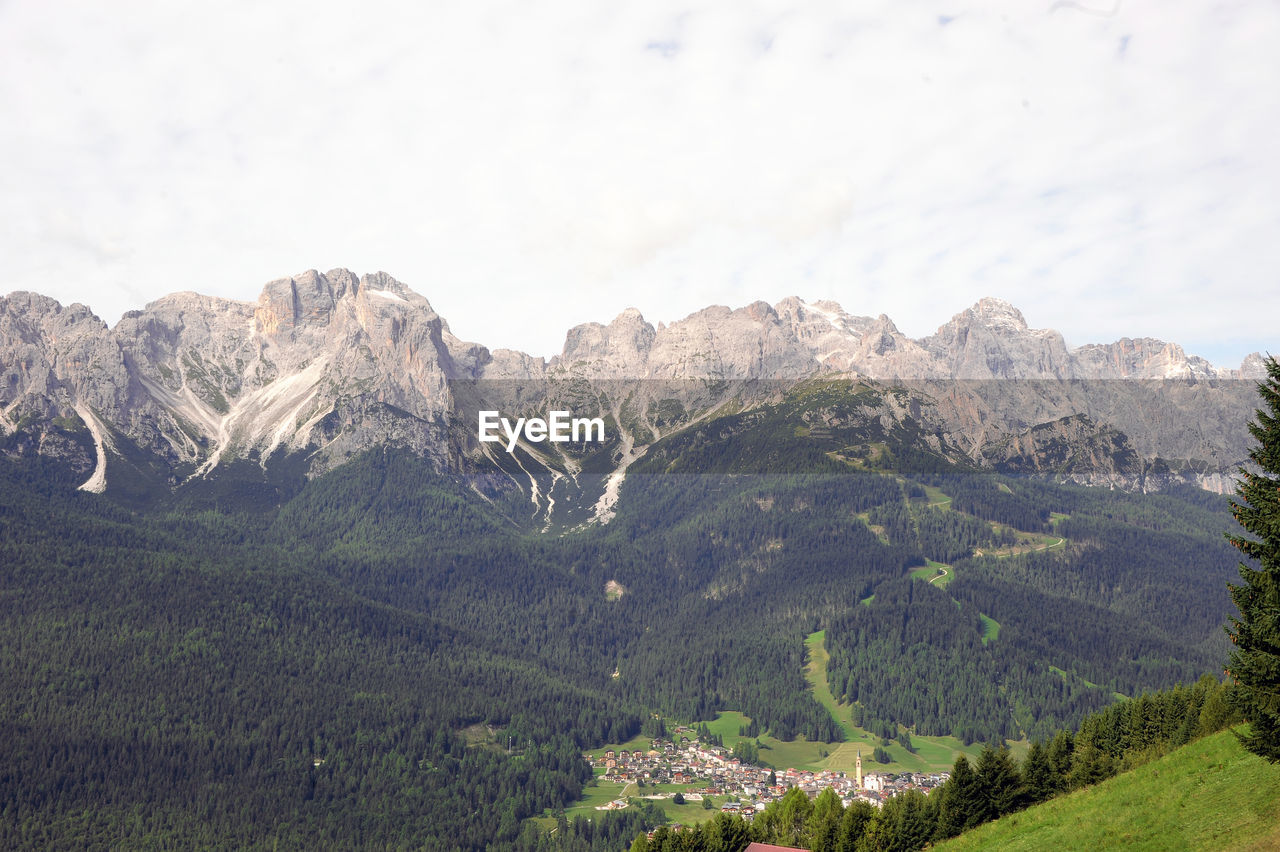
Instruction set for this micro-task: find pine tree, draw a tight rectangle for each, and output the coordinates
[1067,715,1115,788]
[877,789,933,851]
[1046,729,1074,785]
[807,787,844,850]
[933,754,983,839]
[1226,355,1280,763]
[836,801,875,852]
[773,786,815,846]
[976,744,1025,818]
[1021,740,1056,804]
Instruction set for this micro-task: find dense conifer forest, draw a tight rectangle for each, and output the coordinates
[0,392,1245,848]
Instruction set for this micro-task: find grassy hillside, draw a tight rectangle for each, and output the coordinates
[936,730,1280,851]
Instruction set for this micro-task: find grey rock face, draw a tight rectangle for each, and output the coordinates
[2,270,488,481]
[919,298,1074,380]
[0,294,135,430]
[0,273,1265,497]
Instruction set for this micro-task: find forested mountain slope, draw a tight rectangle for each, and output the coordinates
[0,373,1246,848]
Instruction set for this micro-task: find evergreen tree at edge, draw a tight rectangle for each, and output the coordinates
[1226,355,1280,762]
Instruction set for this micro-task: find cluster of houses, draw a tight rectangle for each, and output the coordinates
[587,728,950,817]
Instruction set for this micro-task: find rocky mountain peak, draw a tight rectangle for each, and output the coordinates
[743,300,780,325]
[254,268,374,337]
[872,313,901,335]
[965,296,1029,330]
[847,313,935,377]
[555,308,657,373]
[2,271,1264,500]
[1,292,107,337]
[774,298,872,335]
[1071,337,1222,381]
[1240,352,1270,379]
[641,302,818,379]
[920,297,1069,379]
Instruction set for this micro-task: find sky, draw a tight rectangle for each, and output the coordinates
[2,1,1277,368]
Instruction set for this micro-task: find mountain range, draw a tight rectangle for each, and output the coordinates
[0,267,1264,849]
[0,268,1267,509]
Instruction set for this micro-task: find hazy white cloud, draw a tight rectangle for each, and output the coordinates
[1,0,1276,366]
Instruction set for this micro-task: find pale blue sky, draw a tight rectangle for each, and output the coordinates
[1,1,1276,367]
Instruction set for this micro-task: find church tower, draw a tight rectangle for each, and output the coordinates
[856,749,863,787]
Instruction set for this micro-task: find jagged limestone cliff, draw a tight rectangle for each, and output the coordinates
[0,269,1265,502]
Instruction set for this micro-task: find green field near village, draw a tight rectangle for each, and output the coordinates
[547,629,1009,827]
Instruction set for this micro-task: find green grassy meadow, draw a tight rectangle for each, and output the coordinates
[978,613,1001,644]
[910,559,953,587]
[937,729,1280,851]
[923,484,953,506]
[927,558,954,588]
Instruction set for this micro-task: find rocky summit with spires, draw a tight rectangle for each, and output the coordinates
[0,268,1267,505]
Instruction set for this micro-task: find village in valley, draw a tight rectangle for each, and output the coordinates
[583,726,950,820]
